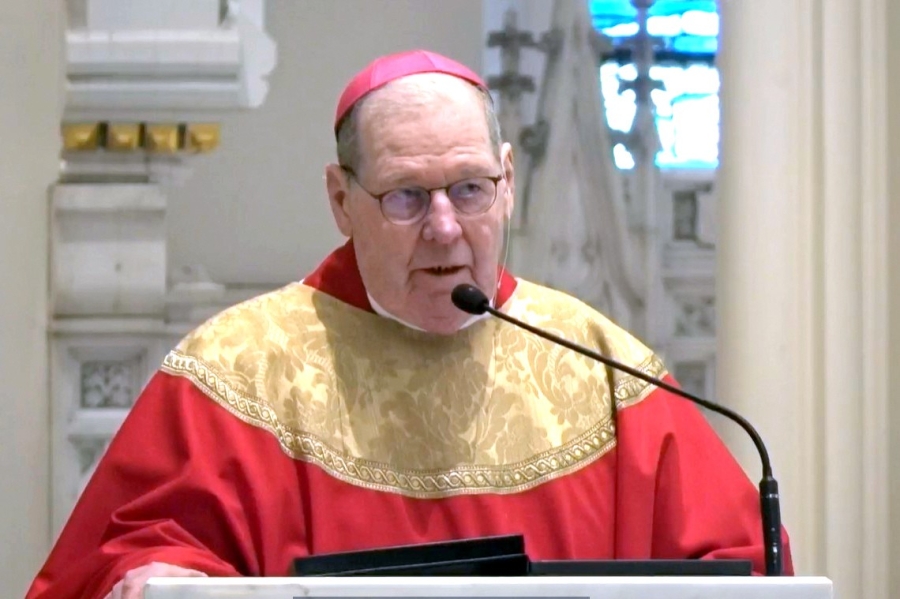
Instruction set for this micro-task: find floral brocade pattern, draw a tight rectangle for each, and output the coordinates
[162,280,666,498]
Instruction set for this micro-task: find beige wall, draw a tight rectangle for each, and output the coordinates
[0,1,64,596]
[888,3,900,596]
[167,0,485,286]
[890,191,900,590]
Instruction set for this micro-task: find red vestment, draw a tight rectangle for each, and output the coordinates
[26,242,793,599]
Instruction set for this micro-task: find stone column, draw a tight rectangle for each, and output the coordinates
[0,2,64,596]
[717,1,890,597]
[48,0,277,540]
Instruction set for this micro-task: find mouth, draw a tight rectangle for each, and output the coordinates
[422,265,466,277]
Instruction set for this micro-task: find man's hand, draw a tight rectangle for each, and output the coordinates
[104,562,207,599]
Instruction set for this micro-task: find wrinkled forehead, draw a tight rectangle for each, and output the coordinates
[356,74,495,165]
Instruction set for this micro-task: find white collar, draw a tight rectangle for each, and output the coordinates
[366,291,492,332]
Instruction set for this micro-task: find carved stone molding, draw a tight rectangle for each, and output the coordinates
[52,338,156,532]
[658,171,717,248]
[65,0,276,122]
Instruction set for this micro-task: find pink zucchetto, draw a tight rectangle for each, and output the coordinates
[334,49,487,133]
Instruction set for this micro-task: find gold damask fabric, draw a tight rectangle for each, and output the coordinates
[162,280,666,498]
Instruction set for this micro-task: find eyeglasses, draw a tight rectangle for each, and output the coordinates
[341,166,504,225]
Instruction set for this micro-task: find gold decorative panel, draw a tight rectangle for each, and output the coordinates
[60,121,221,154]
[106,123,141,151]
[186,123,220,153]
[144,124,180,153]
[61,123,101,151]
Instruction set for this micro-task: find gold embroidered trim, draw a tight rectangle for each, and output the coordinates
[614,354,668,409]
[162,350,618,497]
[160,279,670,499]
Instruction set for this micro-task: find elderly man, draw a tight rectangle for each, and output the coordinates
[26,50,792,599]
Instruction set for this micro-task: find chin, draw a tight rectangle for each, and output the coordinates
[421,318,469,336]
[401,291,468,334]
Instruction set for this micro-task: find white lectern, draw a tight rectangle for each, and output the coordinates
[144,576,833,599]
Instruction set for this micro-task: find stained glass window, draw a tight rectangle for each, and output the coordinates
[590,0,719,169]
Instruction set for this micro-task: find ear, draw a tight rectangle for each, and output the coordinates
[325,163,353,237]
[500,142,515,219]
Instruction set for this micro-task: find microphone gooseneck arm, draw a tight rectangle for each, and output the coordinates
[451,284,783,576]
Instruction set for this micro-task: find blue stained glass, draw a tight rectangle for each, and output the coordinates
[591,0,718,51]
[590,0,720,169]
[603,22,640,37]
[680,10,718,35]
[648,15,685,37]
[590,0,717,22]
[671,35,717,54]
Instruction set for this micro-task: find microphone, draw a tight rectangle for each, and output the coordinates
[451,284,784,576]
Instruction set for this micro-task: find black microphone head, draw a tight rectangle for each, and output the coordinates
[451,284,490,315]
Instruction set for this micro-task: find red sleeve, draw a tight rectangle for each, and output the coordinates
[25,371,307,599]
[613,377,794,575]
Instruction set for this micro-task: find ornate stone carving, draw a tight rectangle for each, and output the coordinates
[80,359,140,408]
[486,9,538,103]
[493,1,643,333]
[674,296,715,337]
[519,119,550,163]
[673,189,699,240]
[666,182,716,247]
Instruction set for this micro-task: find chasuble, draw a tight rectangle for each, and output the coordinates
[26,242,792,599]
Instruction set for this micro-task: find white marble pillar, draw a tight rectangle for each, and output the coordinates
[0,2,64,596]
[717,1,890,597]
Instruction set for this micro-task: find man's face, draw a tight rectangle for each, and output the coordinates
[326,74,515,334]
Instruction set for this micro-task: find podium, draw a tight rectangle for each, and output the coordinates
[143,537,832,598]
[144,576,833,599]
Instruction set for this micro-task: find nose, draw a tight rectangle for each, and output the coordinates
[421,190,462,244]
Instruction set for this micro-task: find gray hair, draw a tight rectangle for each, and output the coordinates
[335,84,502,173]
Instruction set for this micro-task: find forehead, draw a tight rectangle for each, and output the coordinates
[361,72,487,119]
[356,75,495,174]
